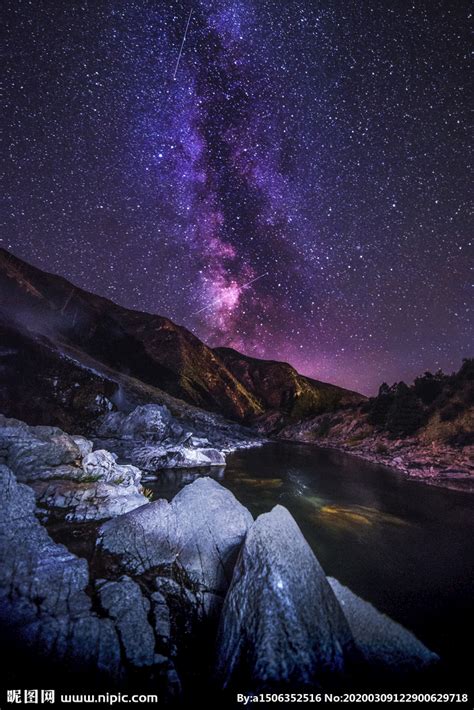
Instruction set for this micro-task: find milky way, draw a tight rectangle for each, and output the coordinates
[3,0,472,393]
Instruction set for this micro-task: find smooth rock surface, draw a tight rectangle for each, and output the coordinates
[97,477,253,594]
[215,505,354,690]
[328,578,439,672]
[132,443,226,470]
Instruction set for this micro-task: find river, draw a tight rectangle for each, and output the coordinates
[144,441,474,686]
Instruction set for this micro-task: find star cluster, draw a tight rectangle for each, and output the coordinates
[3,0,471,393]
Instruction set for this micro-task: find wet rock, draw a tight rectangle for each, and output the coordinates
[132,443,226,470]
[328,578,438,672]
[97,477,253,595]
[97,577,156,667]
[215,505,354,690]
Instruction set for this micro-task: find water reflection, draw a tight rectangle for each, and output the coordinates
[232,476,284,489]
[143,466,225,499]
[300,497,409,531]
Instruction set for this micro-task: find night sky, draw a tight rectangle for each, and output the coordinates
[3,1,472,394]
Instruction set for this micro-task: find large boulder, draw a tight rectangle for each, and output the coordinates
[97,405,173,441]
[95,405,228,471]
[0,421,81,481]
[97,477,253,595]
[215,505,355,690]
[328,578,438,673]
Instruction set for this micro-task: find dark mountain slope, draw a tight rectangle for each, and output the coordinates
[214,346,362,426]
[0,248,263,420]
[0,248,361,427]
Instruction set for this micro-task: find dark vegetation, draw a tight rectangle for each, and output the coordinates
[367,359,474,440]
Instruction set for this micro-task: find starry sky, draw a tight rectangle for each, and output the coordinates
[3,0,472,394]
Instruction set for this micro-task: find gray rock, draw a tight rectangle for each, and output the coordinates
[2,427,81,481]
[328,578,439,672]
[82,449,117,477]
[151,591,172,642]
[132,444,226,470]
[98,404,172,441]
[0,463,122,678]
[82,450,142,486]
[97,477,253,594]
[31,479,149,522]
[0,416,147,520]
[215,505,354,690]
[72,435,94,458]
[97,576,156,667]
[95,405,228,470]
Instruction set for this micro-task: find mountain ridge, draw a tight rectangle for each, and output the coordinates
[0,248,362,428]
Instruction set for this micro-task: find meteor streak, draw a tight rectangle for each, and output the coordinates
[173,9,193,80]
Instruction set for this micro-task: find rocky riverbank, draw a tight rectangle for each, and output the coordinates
[0,412,439,701]
[0,402,265,525]
[279,408,474,492]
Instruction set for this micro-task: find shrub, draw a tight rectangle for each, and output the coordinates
[80,474,101,483]
[414,370,445,405]
[440,401,464,422]
[447,429,474,447]
[368,383,394,427]
[386,382,424,435]
[315,415,332,437]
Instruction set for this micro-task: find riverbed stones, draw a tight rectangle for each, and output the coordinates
[97,477,253,594]
[32,478,148,521]
[0,416,148,519]
[215,504,355,690]
[328,578,439,672]
[95,404,230,470]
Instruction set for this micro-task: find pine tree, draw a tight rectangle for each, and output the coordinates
[368,382,393,428]
[386,382,423,435]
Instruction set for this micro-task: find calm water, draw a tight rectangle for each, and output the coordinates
[144,441,474,678]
